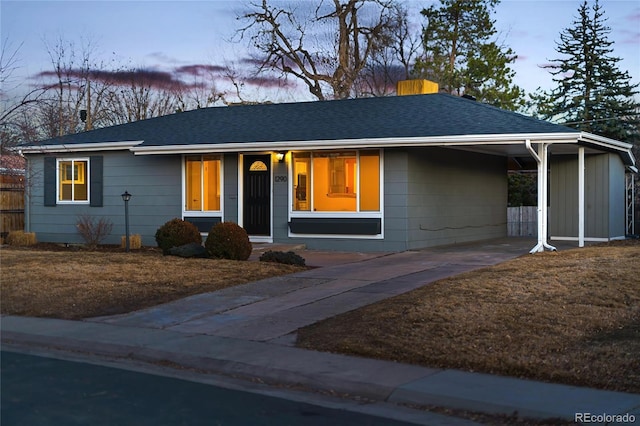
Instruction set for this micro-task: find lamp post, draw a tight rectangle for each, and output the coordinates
[121,191,132,252]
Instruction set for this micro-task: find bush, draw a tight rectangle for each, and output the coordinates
[204,222,252,260]
[155,218,202,255]
[6,230,37,246]
[259,250,306,266]
[77,214,113,250]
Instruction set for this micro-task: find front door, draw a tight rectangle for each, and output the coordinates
[243,154,271,236]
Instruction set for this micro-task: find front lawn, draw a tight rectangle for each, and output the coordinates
[296,241,640,394]
[0,246,305,319]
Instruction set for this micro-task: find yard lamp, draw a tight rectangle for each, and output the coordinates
[121,191,132,252]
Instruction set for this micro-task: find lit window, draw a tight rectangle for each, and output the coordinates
[58,159,88,202]
[185,155,221,211]
[292,150,380,212]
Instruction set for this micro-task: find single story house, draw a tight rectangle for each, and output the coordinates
[20,91,637,252]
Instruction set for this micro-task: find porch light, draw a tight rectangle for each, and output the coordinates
[121,191,132,252]
[275,151,287,163]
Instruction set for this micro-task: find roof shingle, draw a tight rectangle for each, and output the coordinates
[31,93,576,148]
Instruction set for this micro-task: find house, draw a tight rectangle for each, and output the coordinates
[20,90,637,252]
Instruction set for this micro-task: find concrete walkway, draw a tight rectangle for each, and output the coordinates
[3,238,639,424]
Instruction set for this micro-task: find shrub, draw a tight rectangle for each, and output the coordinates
[155,218,202,255]
[77,214,113,250]
[259,250,306,266]
[204,222,252,260]
[6,230,37,246]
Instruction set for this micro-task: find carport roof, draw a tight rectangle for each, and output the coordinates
[22,93,636,167]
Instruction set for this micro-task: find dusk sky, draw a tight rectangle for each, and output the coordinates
[1,0,639,104]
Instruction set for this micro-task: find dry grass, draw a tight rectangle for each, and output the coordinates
[0,246,305,320]
[297,241,640,394]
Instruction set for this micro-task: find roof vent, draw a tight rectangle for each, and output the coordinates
[462,94,476,101]
[396,79,439,96]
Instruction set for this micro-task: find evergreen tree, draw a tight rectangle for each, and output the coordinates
[412,0,524,110]
[531,0,640,142]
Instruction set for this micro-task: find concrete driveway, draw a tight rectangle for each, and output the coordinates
[90,237,542,344]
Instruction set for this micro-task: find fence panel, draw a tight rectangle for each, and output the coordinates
[507,206,537,237]
[0,182,25,237]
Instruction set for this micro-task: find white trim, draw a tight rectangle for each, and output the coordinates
[131,133,586,155]
[181,154,224,218]
[22,141,143,153]
[238,153,274,240]
[551,236,626,242]
[56,158,90,204]
[286,149,384,239]
[288,232,384,240]
[250,235,273,243]
[578,147,585,248]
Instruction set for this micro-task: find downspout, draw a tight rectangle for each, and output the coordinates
[525,139,556,253]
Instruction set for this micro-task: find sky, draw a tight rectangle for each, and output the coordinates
[1,0,639,105]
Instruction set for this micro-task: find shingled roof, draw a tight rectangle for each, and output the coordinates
[30,93,577,148]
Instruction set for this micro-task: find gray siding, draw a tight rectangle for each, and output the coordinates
[550,153,626,239]
[26,151,182,246]
[608,154,626,238]
[223,153,239,222]
[272,158,290,241]
[550,156,579,237]
[406,148,507,248]
[276,148,507,252]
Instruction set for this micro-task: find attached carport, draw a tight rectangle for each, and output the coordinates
[399,131,637,253]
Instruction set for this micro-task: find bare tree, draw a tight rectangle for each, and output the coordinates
[1,38,47,151]
[354,2,422,96]
[238,0,402,100]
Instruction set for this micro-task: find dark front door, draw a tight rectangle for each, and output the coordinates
[243,155,271,236]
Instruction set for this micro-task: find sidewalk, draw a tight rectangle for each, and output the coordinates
[3,238,640,424]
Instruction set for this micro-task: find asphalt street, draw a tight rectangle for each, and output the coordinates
[1,351,417,426]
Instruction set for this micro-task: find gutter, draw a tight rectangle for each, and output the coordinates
[20,140,144,154]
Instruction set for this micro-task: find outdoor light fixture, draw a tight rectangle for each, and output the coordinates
[121,191,132,252]
[276,151,287,163]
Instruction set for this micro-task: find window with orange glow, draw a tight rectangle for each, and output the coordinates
[58,159,88,202]
[292,150,380,212]
[185,155,221,211]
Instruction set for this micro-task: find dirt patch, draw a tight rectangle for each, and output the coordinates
[296,241,640,393]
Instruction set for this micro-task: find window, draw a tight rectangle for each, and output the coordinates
[58,159,89,202]
[185,155,221,211]
[292,150,380,212]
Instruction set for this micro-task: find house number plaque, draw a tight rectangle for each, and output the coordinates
[275,175,288,183]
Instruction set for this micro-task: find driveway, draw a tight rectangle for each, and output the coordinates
[90,237,542,344]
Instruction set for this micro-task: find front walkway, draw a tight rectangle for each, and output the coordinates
[89,238,540,343]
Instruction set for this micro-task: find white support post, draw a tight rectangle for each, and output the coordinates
[578,147,585,247]
[526,140,557,253]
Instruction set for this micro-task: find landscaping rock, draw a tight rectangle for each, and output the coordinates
[168,243,209,258]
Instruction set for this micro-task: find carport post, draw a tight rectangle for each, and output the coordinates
[526,140,557,253]
[578,147,585,247]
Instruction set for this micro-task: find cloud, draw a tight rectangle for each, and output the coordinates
[175,64,228,76]
[243,75,295,89]
[35,68,193,91]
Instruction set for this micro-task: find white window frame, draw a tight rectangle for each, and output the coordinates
[56,158,90,204]
[288,149,384,239]
[181,154,224,218]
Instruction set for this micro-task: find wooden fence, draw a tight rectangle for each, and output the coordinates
[507,206,537,237]
[1,181,25,239]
